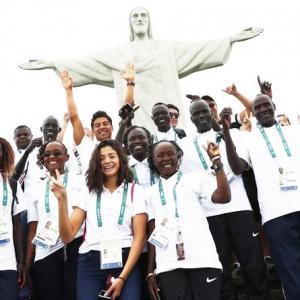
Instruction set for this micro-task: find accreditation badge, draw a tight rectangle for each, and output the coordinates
[0,215,10,245]
[100,231,123,269]
[148,218,174,250]
[278,163,298,191]
[32,218,59,249]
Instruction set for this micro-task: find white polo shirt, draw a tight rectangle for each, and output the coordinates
[241,124,300,224]
[146,171,222,275]
[74,182,148,254]
[27,173,86,262]
[0,178,27,271]
[152,127,180,143]
[179,129,252,216]
[128,156,158,189]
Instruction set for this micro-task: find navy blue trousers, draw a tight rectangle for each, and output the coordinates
[264,211,300,300]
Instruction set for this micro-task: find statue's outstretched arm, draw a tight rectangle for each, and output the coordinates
[18,59,55,70]
[231,27,263,43]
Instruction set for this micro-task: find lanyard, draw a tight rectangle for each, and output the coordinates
[257,123,291,158]
[2,179,8,207]
[193,137,208,170]
[96,182,129,227]
[158,171,182,218]
[131,165,155,186]
[45,173,68,214]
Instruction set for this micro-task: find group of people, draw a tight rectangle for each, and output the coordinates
[2,62,300,300]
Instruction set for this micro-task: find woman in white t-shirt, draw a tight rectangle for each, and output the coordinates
[0,138,27,300]
[25,141,85,300]
[146,140,231,300]
[49,139,148,300]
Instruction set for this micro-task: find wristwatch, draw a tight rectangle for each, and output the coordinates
[211,162,223,172]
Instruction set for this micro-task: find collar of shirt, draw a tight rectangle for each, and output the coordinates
[102,182,125,195]
[128,155,149,167]
[160,170,181,186]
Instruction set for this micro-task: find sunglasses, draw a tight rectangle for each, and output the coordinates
[170,112,179,119]
[42,151,65,158]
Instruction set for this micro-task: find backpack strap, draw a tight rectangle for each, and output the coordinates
[131,183,135,202]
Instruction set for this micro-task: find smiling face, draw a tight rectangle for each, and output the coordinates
[190,100,212,133]
[93,117,113,142]
[42,142,69,175]
[253,95,275,127]
[153,141,179,179]
[99,146,120,180]
[127,128,149,161]
[130,7,149,37]
[41,117,60,142]
[152,104,171,132]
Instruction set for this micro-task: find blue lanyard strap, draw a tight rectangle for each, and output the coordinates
[45,173,68,214]
[158,171,182,218]
[257,123,291,158]
[131,165,155,186]
[2,179,8,207]
[193,137,209,170]
[96,182,129,227]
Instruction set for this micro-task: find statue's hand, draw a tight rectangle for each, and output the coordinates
[18,59,54,70]
[231,27,263,43]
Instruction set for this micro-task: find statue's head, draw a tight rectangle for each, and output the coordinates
[129,7,153,41]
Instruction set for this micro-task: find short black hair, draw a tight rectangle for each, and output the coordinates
[167,104,179,114]
[201,95,216,103]
[14,125,32,135]
[123,125,152,149]
[91,111,113,128]
[148,140,184,175]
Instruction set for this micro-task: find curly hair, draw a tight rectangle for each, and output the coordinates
[122,125,152,149]
[0,137,15,178]
[86,140,132,194]
[147,140,184,175]
[37,141,68,169]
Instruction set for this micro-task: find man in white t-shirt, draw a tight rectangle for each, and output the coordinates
[222,94,300,300]
[179,99,270,299]
[151,103,186,143]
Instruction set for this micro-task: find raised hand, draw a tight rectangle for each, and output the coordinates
[240,111,253,132]
[231,27,263,43]
[46,169,67,201]
[121,62,136,82]
[257,75,272,98]
[61,70,73,90]
[219,107,232,132]
[18,59,54,70]
[27,137,43,153]
[223,84,237,96]
[204,141,221,160]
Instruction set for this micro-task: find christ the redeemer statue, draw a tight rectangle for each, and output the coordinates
[19,7,263,129]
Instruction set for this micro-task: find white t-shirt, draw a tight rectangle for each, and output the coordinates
[74,182,147,254]
[146,171,222,274]
[0,178,27,271]
[241,124,300,224]
[179,129,252,216]
[74,136,98,175]
[27,173,86,262]
[129,156,158,189]
[152,127,180,143]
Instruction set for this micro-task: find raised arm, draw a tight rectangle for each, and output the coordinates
[56,112,69,143]
[122,62,136,106]
[220,107,249,174]
[60,70,85,145]
[257,75,273,98]
[205,141,231,203]
[13,137,43,180]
